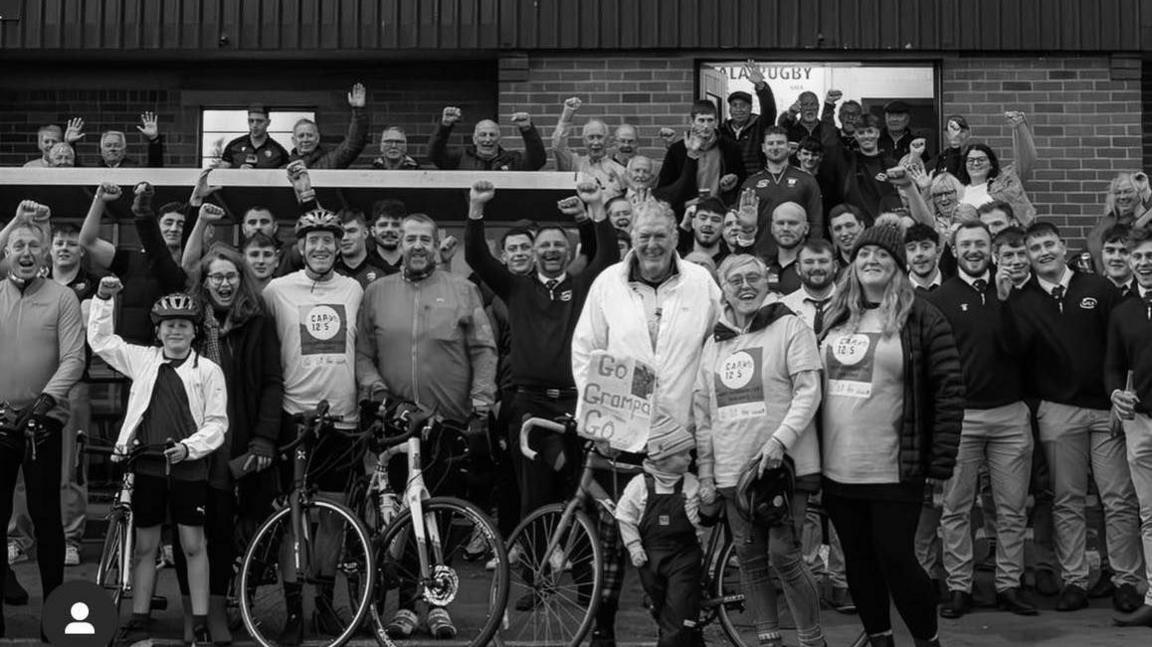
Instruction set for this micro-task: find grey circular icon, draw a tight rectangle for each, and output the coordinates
[42,579,119,647]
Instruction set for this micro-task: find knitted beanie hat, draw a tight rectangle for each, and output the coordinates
[647,416,695,459]
[851,214,908,272]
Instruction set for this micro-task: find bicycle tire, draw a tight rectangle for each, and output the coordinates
[367,496,509,647]
[95,510,128,614]
[239,499,375,647]
[713,534,752,647]
[501,503,603,647]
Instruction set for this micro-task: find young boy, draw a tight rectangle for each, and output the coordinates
[88,277,227,646]
[614,419,703,647]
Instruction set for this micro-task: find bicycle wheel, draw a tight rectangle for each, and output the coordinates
[368,496,509,647]
[239,500,375,647]
[713,535,755,647]
[95,511,128,614]
[501,503,602,647]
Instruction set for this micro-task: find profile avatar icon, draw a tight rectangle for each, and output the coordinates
[65,602,96,635]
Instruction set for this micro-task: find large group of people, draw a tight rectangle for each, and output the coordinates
[1,69,1151,647]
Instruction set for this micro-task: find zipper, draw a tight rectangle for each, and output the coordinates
[411,284,420,401]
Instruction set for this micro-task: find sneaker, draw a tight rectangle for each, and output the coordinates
[463,527,488,561]
[116,617,151,646]
[276,612,304,646]
[64,544,81,567]
[385,609,418,639]
[828,586,856,614]
[190,624,211,647]
[426,607,457,640]
[7,542,28,565]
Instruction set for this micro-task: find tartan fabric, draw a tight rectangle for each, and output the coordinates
[593,501,629,604]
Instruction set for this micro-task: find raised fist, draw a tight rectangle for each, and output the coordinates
[719,173,738,192]
[199,203,226,223]
[136,112,160,140]
[563,97,583,111]
[511,112,532,128]
[96,183,122,202]
[439,235,459,263]
[658,127,677,145]
[575,180,602,204]
[15,200,40,222]
[1004,111,1026,128]
[441,106,462,127]
[97,275,124,299]
[556,196,585,218]
[909,138,927,157]
[469,180,496,205]
[826,89,843,104]
[134,182,154,197]
[348,83,367,109]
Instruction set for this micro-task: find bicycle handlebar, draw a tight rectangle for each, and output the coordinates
[278,400,344,453]
[370,402,439,452]
[77,431,169,466]
[519,416,574,462]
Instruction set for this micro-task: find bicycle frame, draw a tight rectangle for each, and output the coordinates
[373,419,444,591]
[107,470,135,596]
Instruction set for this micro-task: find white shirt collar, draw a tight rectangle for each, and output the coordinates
[959,270,991,289]
[538,272,567,286]
[1110,276,1135,292]
[909,269,943,290]
[800,284,835,303]
[1037,268,1072,295]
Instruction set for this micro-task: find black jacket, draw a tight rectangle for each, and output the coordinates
[656,137,746,213]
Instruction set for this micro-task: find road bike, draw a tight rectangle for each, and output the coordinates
[347,401,510,646]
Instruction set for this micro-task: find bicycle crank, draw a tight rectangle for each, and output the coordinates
[422,565,460,606]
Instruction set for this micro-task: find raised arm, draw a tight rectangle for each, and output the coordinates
[79,184,120,270]
[514,113,547,171]
[1007,111,1038,184]
[136,112,165,168]
[743,61,778,127]
[462,283,498,411]
[463,180,515,300]
[551,97,582,171]
[428,107,463,169]
[319,83,370,169]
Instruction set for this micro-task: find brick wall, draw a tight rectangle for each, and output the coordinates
[0,60,497,169]
[940,56,1142,244]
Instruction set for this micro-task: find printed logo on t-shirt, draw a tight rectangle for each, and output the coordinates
[298,303,348,356]
[786,178,797,187]
[658,514,670,526]
[715,349,766,421]
[826,333,880,398]
[1080,297,1097,310]
[756,179,769,188]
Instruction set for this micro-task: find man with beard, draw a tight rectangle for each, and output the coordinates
[94,112,165,168]
[372,127,421,170]
[573,200,721,646]
[262,209,363,643]
[428,106,546,171]
[242,233,280,290]
[0,208,85,639]
[925,221,1038,618]
[1105,226,1152,628]
[286,83,368,169]
[335,209,386,288]
[719,61,778,177]
[906,223,945,291]
[611,124,640,168]
[1098,224,1136,298]
[796,136,846,222]
[842,114,899,222]
[465,179,617,551]
[656,100,744,213]
[779,90,842,151]
[766,202,808,294]
[979,201,1020,238]
[369,199,406,275]
[828,204,866,276]
[80,183,190,344]
[552,98,627,198]
[606,196,635,234]
[1000,222,1143,613]
[676,197,729,264]
[742,127,823,260]
[219,104,290,169]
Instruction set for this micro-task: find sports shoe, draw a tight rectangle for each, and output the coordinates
[64,544,81,566]
[7,542,28,565]
[463,527,488,561]
[277,612,304,646]
[426,607,457,640]
[385,609,418,639]
[116,617,151,646]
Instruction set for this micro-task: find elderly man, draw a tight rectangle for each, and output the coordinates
[24,125,63,168]
[552,98,627,198]
[719,61,778,177]
[95,112,165,168]
[372,127,420,170]
[428,106,545,171]
[0,203,86,638]
[611,124,640,167]
[286,83,368,169]
[572,200,722,646]
[220,104,290,169]
[779,91,842,151]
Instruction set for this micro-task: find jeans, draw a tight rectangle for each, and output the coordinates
[721,488,821,639]
[941,402,1033,592]
[1036,401,1143,589]
[801,492,848,589]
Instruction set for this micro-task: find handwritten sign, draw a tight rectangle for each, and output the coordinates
[576,351,656,452]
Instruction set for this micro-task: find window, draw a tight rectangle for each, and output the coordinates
[200,108,315,168]
[699,61,939,151]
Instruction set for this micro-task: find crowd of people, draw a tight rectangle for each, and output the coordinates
[1,68,1151,647]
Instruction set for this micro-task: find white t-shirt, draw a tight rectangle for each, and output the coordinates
[263,270,363,428]
[961,181,992,208]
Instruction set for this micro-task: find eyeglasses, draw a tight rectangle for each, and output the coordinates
[724,273,766,288]
[381,139,406,146]
[931,189,956,198]
[965,157,989,166]
[206,272,240,285]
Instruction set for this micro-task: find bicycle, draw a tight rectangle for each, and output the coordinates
[76,431,170,617]
[346,401,510,646]
[237,401,376,647]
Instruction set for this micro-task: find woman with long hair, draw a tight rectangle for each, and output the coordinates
[172,241,283,644]
[818,216,964,647]
[956,111,1038,226]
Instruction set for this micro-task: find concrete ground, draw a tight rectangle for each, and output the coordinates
[3,542,1150,646]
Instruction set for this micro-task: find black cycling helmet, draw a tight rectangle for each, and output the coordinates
[734,454,796,527]
[150,293,201,325]
[294,208,344,239]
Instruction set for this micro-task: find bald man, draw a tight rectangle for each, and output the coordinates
[766,201,809,294]
[551,98,627,198]
[428,106,546,171]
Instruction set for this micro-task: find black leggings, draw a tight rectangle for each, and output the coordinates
[0,422,64,637]
[823,491,938,641]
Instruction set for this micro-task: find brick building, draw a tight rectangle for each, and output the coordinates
[0,0,1148,242]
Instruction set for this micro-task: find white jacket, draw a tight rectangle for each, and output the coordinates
[572,253,721,435]
[88,296,227,459]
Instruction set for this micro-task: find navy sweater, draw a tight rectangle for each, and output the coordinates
[926,275,1023,409]
[1005,271,1118,410]
[1105,292,1152,414]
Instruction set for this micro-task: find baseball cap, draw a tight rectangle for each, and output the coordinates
[884,100,910,114]
[727,91,753,105]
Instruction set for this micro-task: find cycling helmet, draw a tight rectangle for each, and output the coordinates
[734,454,796,527]
[150,293,201,325]
[294,208,344,239]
